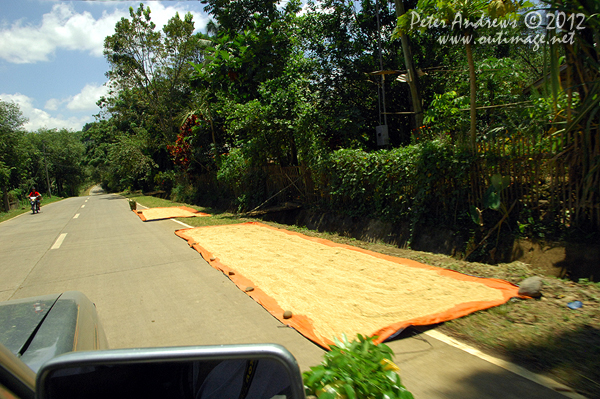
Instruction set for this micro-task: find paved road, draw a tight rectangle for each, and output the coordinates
[0,191,576,398]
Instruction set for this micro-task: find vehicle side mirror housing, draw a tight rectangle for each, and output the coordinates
[36,344,305,399]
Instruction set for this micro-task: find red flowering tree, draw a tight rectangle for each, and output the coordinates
[167,114,200,169]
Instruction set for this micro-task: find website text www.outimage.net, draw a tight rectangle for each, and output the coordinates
[409,10,588,51]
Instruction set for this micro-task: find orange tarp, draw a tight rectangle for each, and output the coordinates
[135,206,211,222]
[175,222,521,349]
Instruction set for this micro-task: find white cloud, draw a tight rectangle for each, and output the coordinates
[66,83,109,111]
[142,3,210,34]
[43,82,108,114]
[44,98,63,111]
[0,4,125,64]
[1,93,91,131]
[0,2,209,64]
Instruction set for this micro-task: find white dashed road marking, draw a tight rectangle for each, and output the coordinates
[51,233,67,250]
[81,205,85,208]
[73,214,80,219]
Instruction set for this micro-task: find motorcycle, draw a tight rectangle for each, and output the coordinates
[29,196,41,214]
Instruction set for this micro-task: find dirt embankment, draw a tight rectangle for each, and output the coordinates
[256,207,599,281]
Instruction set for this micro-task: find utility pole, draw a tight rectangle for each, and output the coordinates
[393,0,424,129]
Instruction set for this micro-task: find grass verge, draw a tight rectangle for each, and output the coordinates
[129,194,600,397]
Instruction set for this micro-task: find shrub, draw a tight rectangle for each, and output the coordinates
[172,182,196,204]
[216,148,267,211]
[154,170,177,195]
[303,334,414,399]
[323,140,474,228]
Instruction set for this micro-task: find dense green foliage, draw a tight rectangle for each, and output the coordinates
[0,101,28,206]
[324,141,473,228]
[0,99,86,210]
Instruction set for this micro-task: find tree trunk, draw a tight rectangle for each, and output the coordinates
[2,188,9,213]
[394,0,423,129]
[465,36,477,151]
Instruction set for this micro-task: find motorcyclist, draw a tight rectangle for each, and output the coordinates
[28,188,42,212]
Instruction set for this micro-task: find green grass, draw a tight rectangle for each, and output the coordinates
[0,195,65,224]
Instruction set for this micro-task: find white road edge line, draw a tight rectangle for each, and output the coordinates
[424,330,587,399]
[51,233,67,250]
[171,219,193,229]
[73,214,80,219]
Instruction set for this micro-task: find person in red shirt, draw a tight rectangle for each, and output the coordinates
[28,188,42,213]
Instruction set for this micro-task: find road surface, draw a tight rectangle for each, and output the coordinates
[0,190,577,398]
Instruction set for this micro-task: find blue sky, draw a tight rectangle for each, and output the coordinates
[0,0,212,132]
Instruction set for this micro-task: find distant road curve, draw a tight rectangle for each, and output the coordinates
[89,184,105,195]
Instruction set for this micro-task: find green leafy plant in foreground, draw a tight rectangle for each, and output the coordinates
[303,334,414,399]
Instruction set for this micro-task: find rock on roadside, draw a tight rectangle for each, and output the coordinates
[518,276,544,297]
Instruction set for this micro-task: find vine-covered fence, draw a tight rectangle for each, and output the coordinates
[471,129,599,232]
[256,133,599,234]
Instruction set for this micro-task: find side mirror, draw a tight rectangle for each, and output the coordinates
[36,344,305,399]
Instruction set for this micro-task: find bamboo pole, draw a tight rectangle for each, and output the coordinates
[528,135,536,210]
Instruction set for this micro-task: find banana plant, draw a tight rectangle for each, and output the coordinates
[468,174,515,260]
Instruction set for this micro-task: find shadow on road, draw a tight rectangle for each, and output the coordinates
[435,368,570,399]
[501,325,600,398]
[97,195,124,201]
[388,325,598,398]
[90,185,106,196]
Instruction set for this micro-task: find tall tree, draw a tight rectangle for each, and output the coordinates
[0,100,27,211]
[200,0,281,33]
[299,0,415,147]
[394,0,424,129]
[103,4,202,143]
[25,129,86,197]
[195,0,301,103]
[395,0,527,150]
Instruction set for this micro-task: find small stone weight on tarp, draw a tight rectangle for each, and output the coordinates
[245,287,254,292]
[518,276,543,297]
[283,310,293,319]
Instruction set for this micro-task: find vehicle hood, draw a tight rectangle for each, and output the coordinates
[0,291,108,372]
[0,294,61,357]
